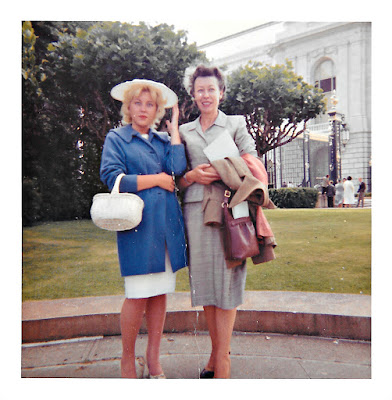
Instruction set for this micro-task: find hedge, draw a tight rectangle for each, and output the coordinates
[268,187,319,208]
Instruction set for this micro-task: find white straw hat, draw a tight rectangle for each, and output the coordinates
[110,79,178,108]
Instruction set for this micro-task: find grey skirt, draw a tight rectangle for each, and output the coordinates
[183,201,247,310]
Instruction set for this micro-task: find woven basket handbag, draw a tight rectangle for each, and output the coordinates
[90,173,144,231]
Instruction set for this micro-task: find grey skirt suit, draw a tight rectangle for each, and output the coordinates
[179,111,257,309]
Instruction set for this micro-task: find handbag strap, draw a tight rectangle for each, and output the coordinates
[111,173,126,195]
[222,189,231,208]
[222,190,233,223]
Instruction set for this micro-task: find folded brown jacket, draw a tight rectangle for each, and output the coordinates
[202,156,276,264]
[202,157,269,225]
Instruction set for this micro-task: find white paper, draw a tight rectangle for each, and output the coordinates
[203,131,249,218]
[203,130,240,161]
[231,201,250,218]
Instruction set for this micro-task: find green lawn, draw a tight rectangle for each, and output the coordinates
[22,209,371,301]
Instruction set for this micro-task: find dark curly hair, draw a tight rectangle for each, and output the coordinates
[189,65,226,99]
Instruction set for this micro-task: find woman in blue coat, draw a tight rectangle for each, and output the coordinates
[100,79,187,378]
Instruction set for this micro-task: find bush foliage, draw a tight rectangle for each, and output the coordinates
[268,187,319,208]
[22,21,205,226]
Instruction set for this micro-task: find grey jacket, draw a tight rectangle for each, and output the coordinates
[179,110,257,204]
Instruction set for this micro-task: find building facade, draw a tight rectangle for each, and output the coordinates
[200,22,371,191]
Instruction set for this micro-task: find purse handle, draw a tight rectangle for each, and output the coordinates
[111,173,126,194]
[222,189,231,208]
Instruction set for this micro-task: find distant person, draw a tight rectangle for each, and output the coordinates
[343,176,355,208]
[357,177,366,208]
[334,179,344,208]
[321,174,329,195]
[326,180,336,208]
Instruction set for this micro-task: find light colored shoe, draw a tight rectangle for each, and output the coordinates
[149,372,166,379]
[143,364,166,379]
[136,356,146,379]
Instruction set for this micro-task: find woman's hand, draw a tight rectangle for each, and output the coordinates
[186,164,220,185]
[137,172,175,192]
[156,172,175,192]
[166,103,181,145]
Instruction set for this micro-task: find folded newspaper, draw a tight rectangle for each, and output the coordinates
[203,130,249,218]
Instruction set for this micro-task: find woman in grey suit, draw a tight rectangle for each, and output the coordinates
[179,65,257,378]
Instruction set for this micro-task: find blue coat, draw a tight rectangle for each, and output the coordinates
[100,124,188,277]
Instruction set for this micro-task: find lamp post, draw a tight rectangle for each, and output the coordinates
[328,91,345,184]
[302,129,310,187]
[341,115,350,147]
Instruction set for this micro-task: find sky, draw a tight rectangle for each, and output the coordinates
[13,0,387,47]
[14,0,273,46]
[14,0,374,46]
[126,18,269,46]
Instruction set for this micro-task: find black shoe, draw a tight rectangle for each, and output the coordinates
[200,368,214,379]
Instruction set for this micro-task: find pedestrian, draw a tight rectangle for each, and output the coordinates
[178,65,274,379]
[321,174,329,195]
[326,180,336,208]
[357,177,366,207]
[334,179,344,208]
[100,79,187,378]
[343,176,355,208]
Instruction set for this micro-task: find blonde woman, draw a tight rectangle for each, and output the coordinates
[100,79,187,378]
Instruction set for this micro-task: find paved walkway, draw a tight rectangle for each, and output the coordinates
[317,196,371,209]
[22,331,370,379]
[22,291,371,379]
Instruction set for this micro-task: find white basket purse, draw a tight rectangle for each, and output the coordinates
[90,173,144,231]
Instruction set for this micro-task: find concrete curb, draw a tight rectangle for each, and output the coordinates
[22,291,371,343]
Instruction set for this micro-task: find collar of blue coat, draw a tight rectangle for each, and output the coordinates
[187,110,227,132]
[110,124,170,144]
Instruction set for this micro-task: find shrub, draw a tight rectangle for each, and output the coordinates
[268,187,319,208]
[23,178,43,226]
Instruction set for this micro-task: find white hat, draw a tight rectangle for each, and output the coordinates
[110,79,178,108]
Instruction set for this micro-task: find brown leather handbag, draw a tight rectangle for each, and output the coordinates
[221,190,259,261]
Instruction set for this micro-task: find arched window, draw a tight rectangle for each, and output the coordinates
[315,59,336,93]
[313,59,336,124]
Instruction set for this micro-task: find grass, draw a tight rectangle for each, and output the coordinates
[245,209,371,295]
[22,209,371,301]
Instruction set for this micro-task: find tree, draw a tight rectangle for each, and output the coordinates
[22,21,47,224]
[22,21,206,224]
[43,21,204,141]
[222,61,326,157]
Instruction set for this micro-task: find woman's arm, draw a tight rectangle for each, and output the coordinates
[178,163,221,189]
[102,132,176,193]
[166,104,181,145]
[137,173,175,192]
[234,116,257,156]
[164,103,187,176]
[100,133,127,190]
[137,104,182,192]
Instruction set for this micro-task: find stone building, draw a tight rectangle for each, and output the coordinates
[200,22,371,191]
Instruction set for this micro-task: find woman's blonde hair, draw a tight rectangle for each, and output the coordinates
[120,83,166,128]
